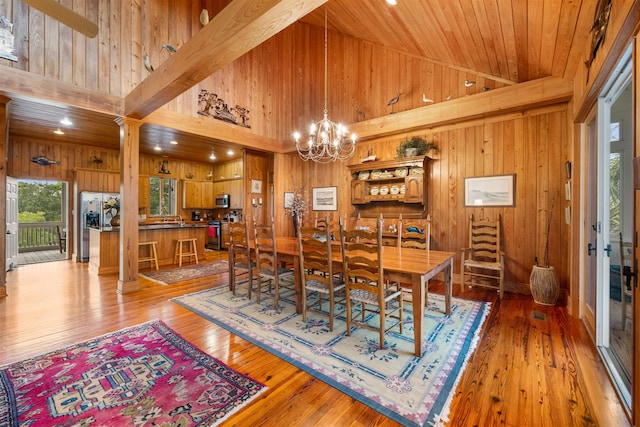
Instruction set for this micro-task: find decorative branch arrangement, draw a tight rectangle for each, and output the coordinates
[197,89,250,128]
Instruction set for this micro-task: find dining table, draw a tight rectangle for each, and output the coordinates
[248,236,456,357]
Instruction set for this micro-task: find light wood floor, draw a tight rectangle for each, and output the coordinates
[0,254,631,426]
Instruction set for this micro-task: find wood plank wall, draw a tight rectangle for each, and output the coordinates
[274,104,569,293]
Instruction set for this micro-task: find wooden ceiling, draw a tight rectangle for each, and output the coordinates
[6,0,596,162]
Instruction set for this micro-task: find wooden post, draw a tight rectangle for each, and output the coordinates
[115,117,142,293]
[0,96,9,297]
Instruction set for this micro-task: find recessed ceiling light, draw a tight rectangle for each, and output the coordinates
[154,144,162,151]
[169,140,178,145]
[60,117,72,126]
[53,129,64,135]
[386,0,397,5]
[227,149,234,156]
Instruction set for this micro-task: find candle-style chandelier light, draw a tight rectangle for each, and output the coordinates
[293,7,356,163]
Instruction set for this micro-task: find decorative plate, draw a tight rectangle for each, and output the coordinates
[410,167,424,176]
[358,170,370,180]
[380,185,389,195]
[395,167,408,177]
[371,169,383,179]
[390,185,400,195]
[400,184,406,194]
[370,186,379,196]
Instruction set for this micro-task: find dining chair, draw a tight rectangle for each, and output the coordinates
[460,214,505,298]
[228,221,255,299]
[298,215,346,331]
[388,214,432,302]
[253,219,294,307]
[620,232,634,331]
[56,225,67,253]
[339,217,403,349]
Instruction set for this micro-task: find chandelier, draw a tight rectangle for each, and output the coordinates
[294,7,356,163]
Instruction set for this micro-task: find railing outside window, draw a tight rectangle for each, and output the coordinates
[18,222,65,252]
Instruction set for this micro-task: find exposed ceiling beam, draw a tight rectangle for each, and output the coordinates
[346,76,574,141]
[125,0,327,119]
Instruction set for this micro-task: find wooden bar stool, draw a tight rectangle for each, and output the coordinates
[174,238,199,266]
[138,241,159,270]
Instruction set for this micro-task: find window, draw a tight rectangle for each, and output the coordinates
[149,177,176,217]
[610,121,621,142]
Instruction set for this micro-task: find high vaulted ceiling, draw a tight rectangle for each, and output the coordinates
[5,0,598,162]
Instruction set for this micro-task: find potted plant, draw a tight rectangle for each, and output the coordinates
[396,136,438,159]
[530,200,559,305]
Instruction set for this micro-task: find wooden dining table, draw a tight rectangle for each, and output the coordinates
[248,236,455,357]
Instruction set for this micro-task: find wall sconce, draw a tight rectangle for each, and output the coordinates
[158,159,171,174]
[252,197,263,207]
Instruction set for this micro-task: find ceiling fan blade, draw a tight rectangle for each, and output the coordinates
[22,0,98,38]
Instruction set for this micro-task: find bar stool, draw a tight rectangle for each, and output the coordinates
[138,241,159,270]
[174,238,199,266]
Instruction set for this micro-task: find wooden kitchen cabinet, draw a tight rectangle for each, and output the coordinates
[228,179,243,209]
[201,181,214,208]
[221,221,230,249]
[183,180,202,209]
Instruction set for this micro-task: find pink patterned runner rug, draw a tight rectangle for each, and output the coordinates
[0,320,265,426]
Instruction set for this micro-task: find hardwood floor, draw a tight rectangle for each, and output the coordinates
[0,254,630,426]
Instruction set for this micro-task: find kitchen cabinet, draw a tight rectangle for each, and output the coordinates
[227,179,244,209]
[221,221,230,249]
[139,175,150,210]
[183,180,215,209]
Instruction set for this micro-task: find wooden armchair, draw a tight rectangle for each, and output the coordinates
[460,214,505,298]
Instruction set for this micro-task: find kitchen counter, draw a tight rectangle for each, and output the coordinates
[89,224,208,275]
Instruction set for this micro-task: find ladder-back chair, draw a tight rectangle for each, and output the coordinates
[253,220,293,307]
[460,214,505,298]
[340,217,403,349]
[228,221,254,299]
[298,215,346,331]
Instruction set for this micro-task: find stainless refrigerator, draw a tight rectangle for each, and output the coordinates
[79,192,119,262]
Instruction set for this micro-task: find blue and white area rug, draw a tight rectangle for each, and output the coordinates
[173,286,490,426]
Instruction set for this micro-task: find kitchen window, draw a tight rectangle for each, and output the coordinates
[149,177,176,217]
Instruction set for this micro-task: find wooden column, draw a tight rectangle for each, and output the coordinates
[0,96,8,297]
[115,117,141,293]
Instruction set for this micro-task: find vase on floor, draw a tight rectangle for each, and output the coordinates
[530,265,559,305]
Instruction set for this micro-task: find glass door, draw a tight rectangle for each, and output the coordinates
[595,45,632,409]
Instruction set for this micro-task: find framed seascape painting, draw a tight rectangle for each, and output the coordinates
[312,186,337,211]
[464,174,515,207]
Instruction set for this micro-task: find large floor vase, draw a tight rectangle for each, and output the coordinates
[530,265,559,305]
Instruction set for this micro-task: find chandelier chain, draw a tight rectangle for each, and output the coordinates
[293,5,356,163]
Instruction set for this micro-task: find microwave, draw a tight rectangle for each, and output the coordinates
[215,194,230,208]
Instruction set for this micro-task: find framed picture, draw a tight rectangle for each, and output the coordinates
[464,174,515,207]
[250,179,262,194]
[312,186,337,211]
[284,192,294,208]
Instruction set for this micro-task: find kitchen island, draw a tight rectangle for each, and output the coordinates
[89,223,208,275]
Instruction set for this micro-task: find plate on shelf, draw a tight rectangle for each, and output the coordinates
[395,167,408,177]
[370,186,380,196]
[371,169,383,179]
[390,185,400,194]
[410,167,424,176]
[380,185,389,195]
[358,170,370,180]
[400,184,406,194]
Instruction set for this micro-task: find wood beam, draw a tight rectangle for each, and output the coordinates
[0,67,122,115]
[347,76,574,141]
[143,108,285,153]
[125,0,327,119]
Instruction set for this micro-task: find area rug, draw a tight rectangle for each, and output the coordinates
[172,286,491,426]
[141,260,229,285]
[0,320,265,426]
